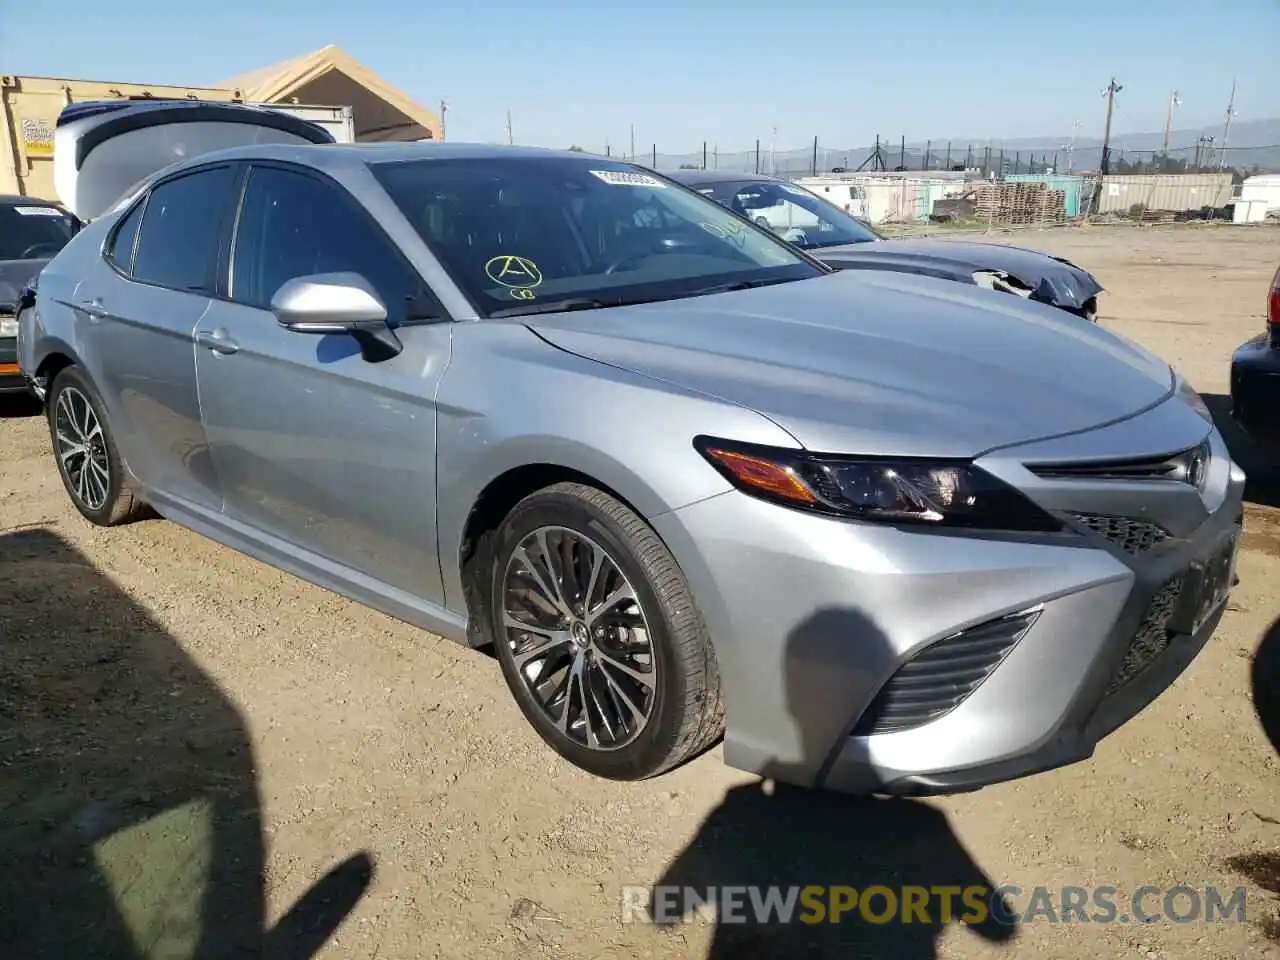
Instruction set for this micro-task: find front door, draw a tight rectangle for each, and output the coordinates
[195,162,451,604]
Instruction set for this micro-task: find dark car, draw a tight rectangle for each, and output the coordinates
[0,195,81,395]
[1230,263,1280,445]
[666,169,1102,322]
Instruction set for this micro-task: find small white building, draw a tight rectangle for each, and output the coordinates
[1239,174,1280,215]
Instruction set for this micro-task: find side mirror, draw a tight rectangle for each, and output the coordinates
[271,272,402,363]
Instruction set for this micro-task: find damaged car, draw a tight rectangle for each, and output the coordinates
[0,195,80,396]
[21,99,1240,798]
[668,169,1103,322]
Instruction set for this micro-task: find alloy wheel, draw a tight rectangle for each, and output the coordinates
[54,386,111,512]
[500,525,657,750]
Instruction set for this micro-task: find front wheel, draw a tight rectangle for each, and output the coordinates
[488,482,723,780]
[47,366,147,526]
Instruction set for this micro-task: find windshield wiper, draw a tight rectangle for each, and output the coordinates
[489,297,614,318]
[685,276,806,297]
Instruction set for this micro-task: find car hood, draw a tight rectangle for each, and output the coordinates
[0,258,49,313]
[814,237,1103,312]
[526,269,1172,458]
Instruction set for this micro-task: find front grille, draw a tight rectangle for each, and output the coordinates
[1072,513,1171,554]
[852,610,1039,736]
[1028,443,1209,484]
[1106,575,1184,694]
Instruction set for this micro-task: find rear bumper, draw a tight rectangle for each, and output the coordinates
[0,337,30,394]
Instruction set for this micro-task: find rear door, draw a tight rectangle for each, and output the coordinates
[71,163,242,512]
[195,161,452,604]
[53,99,335,222]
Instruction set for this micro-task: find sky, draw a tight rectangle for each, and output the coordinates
[2,0,1277,155]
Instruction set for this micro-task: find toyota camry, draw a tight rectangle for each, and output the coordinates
[18,100,1243,795]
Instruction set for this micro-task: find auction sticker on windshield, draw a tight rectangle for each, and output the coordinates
[589,170,667,188]
[485,255,543,289]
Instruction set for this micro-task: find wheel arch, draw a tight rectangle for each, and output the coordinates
[454,459,668,649]
[32,338,82,400]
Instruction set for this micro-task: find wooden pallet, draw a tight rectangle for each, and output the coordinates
[967,182,1068,225]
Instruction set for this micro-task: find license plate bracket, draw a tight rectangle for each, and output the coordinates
[1169,534,1238,635]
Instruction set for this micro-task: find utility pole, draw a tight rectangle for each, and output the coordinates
[1065,119,1082,173]
[1218,77,1238,171]
[769,126,777,175]
[755,139,760,174]
[899,135,905,169]
[439,100,448,141]
[1161,89,1180,161]
[812,135,818,176]
[1100,77,1122,175]
[713,143,718,168]
[505,110,513,146]
[923,139,931,170]
[629,124,635,162]
[703,141,708,170]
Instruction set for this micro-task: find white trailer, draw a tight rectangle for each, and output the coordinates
[246,102,355,144]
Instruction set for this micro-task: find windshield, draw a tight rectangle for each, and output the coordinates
[690,179,882,249]
[0,204,79,261]
[369,156,823,317]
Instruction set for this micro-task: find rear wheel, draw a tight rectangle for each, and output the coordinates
[47,366,147,526]
[488,482,723,780]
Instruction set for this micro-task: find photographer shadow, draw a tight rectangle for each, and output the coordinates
[654,607,1017,959]
[0,526,373,958]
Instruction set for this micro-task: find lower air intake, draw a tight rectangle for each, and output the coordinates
[852,609,1040,736]
[1106,575,1184,695]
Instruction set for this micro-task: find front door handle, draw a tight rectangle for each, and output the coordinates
[78,298,107,320]
[195,328,239,355]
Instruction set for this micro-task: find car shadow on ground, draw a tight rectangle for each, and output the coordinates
[1203,393,1280,509]
[651,607,1018,959]
[0,526,374,958]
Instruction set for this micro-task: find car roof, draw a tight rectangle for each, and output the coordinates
[190,140,631,169]
[0,194,64,209]
[664,169,779,185]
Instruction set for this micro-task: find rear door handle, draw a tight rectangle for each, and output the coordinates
[195,328,239,355]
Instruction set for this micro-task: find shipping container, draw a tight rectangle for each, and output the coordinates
[2,74,239,200]
[1093,174,1234,214]
[2,74,355,202]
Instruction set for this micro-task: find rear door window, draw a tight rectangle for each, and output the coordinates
[106,201,144,274]
[131,165,238,292]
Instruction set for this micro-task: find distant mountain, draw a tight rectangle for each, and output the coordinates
[639,118,1280,176]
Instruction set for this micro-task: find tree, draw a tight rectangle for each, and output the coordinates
[678,163,698,169]
[567,145,585,152]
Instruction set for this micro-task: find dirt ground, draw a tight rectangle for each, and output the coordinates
[2,223,1279,959]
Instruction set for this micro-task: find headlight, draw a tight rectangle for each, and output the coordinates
[0,313,17,338]
[1174,376,1213,424]
[694,437,1063,532]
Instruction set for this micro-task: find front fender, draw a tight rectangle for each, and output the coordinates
[433,322,802,613]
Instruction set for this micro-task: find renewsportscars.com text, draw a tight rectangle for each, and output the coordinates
[622,884,1249,926]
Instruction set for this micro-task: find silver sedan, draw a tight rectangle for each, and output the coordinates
[19,100,1245,795]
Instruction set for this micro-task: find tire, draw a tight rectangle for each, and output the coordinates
[488,482,723,780]
[46,366,147,526]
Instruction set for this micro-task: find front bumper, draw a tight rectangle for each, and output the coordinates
[653,398,1244,795]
